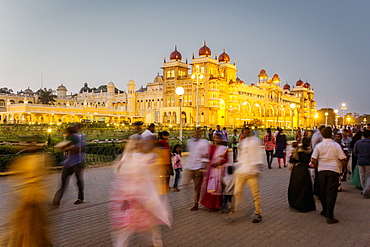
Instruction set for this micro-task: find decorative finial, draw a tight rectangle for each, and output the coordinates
[192,53,194,59]
[186,58,188,64]
[203,40,206,46]
[175,45,177,51]
[164,57,166,63]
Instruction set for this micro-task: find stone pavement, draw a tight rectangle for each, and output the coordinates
[0,152,369,247]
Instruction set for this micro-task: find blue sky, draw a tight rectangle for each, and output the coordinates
[1,0,369,114]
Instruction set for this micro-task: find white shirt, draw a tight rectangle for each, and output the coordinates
[186,138,210,170]
[141,129,154,139]
[222,175,235,195]
[311,139,346,173]
[236,136,264,175]
[311,131,323,150]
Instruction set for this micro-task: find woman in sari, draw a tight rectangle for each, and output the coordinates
[110,135,171,247]
[200,133,229,211]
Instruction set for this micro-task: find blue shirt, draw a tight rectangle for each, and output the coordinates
[63,133,86,168]
[353,138,370,166]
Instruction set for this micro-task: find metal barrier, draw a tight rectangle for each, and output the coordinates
[0,143,125,173]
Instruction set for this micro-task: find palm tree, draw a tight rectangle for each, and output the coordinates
[36,88,57,105]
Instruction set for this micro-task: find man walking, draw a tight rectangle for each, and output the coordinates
[185,128,210,211]
[353,130,370,198]
[53,125,86,207]
[311,127,347,224]
[230,129,239,162]
[230,127,265,223]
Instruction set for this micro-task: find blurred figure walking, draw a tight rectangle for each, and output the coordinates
[53,125,85,207]
[184,128,210,211]
[2,148,53,246]
[110,135,171,247]
[230,127,265,223]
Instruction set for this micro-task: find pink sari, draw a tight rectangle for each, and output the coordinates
[200,145,228,209]
[110,152,171,231]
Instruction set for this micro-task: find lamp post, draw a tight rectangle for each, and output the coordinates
[341,103,347,126]
[347,117,351,125]
[363,118,367,125]
[314,112,318,127]
[334,109,338,127]
[191,65,204,128]
[325,112,328,126]
[47,128,52,147]
[175,86,184,142]
[290,103,296,136]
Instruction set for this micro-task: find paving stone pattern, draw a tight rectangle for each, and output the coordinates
[0,152,369,247]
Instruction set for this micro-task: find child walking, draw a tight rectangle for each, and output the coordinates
[172,144,183,191]
[222,165,235,213]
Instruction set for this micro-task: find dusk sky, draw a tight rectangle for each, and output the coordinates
[1,0,369,114]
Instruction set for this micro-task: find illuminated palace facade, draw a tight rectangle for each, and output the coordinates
[0,42,316,128]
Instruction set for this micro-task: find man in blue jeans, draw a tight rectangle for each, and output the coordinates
[353,129,370,198]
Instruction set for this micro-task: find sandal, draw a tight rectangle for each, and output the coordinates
[74,199,84,205]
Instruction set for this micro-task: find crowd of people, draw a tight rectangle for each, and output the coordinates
[4,121,370,246]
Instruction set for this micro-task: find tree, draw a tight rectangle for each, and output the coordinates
[36,88,57,105]
[0,87,13,94]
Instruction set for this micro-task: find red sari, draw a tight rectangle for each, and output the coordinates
[200,145,228,209]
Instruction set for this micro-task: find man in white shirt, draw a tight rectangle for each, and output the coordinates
[230,127,265,223]
[141,123,155,139]
[311,125,325,150]
[185,128,210,211]
[311,127,347,224]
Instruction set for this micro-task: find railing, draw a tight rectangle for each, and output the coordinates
[0,143,125,172]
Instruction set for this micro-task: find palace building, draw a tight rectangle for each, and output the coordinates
[0,42,316,128]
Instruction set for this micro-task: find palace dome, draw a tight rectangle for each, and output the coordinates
[304,81,311,89]
[24,87,33,94]
[283,83,291,90]
[251,82,255,86]
[272,74,280,83]
[107,82,115,87]
[296,79,304,87]
[170,46,182,61]
[199,41,211,57]
[57,84,67,91]
[218,49,230,63]
[258,69,267,77]
[80,82,91,93]
[154,73,163,83]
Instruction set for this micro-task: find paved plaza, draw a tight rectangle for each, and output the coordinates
[0,153,369,247]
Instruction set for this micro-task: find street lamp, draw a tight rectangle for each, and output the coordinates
[341,103,347,126]
[325,112,328,126]
[347,117,351,125]
[175,86,184,142]
[290,103,296,136]
[314,112,318,127]
[47,128,52,147]
[334,109,339,127]
[191,65,204,128]
[364,118,367,125]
